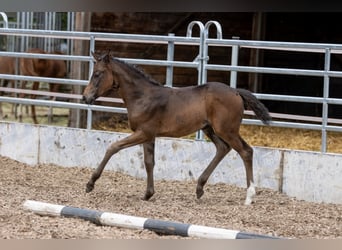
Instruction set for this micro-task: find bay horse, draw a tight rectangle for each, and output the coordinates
[82,51,272,205]
[19,48,67,124]
[0,56,15,118]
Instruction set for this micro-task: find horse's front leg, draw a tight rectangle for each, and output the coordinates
[142,141,155,200]
[196,126,231,199]
[86,130,150,193]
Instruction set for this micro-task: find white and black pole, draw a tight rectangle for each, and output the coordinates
[23,200,283,239]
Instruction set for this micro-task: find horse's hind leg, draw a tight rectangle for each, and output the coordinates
[30,81,39,124]
[220,132,255,205]
[196,126,232,199]
[142,141,155,200]
[47,96,56,123]
[48,83,59,123]
[17,80,27,122]
[86,130,150,193]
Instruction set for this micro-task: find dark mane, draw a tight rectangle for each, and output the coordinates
[111,57,161,86]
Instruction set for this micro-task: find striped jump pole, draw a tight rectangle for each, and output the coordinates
[23,200,282,239]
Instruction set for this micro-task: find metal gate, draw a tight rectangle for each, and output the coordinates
[0,13,342,153]
[0,12,74,53]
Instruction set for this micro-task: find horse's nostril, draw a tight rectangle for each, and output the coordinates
[82,95,91,104]
[82,95,95,105]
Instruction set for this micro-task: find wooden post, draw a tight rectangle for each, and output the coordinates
[68,12,91,128]
[248,12,265,92]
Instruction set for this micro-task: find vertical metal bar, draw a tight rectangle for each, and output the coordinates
[86,36,95,129]
[201,21,222,86]
[195,21,223,140]
[20,12,26,51]
[321,48,331,153]
[186,20,205,86]
[70,12,75,55]
[0,12,8,28]
[87,108,92,129]
[14,13,21,92]
[201,34,208,85]
[195,26,206,140]
[89,35,95,79]
[67,12,72,54]
[204,20,223,39]
[186,21,205,140]
[44,12,49,51]
[51,12,56,51]
[86,25,95,128]
[0,12,8,54]
[67,12,75,57]
[230,36,240,88]
[26,12,30,49]
[166,33,175,87]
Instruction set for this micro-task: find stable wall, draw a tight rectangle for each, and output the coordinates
[0,121,341,204]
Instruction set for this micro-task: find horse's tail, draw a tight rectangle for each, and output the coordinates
[237,88,272,125]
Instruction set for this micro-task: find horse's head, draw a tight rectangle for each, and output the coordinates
[82,51,117,104]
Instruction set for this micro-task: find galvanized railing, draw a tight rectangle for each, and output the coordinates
[204,37,342,152]
[0,20,203,131]
[0,17,341,152]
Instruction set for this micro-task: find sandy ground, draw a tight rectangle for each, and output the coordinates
[0,156,341,239]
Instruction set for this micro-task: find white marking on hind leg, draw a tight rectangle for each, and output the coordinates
[244,181,256,205]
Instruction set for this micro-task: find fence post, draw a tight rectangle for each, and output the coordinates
[88,35,95,79]
[321,48,331,153]
[87,108,92,129]
[166,33,175,87]
[186,21,205,86]
[83,35,96,129]
[186,21,205,140]
[230,36,240,88]
[69,12,91,129]
[201,21,223,85]
[0,12,8,53]
[0,12,8,28]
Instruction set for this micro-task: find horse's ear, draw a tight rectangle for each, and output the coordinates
[91,51,100,62]
[109,50,115,58]
[102,50,112,63]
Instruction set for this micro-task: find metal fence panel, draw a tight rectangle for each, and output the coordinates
[0,14,341,152]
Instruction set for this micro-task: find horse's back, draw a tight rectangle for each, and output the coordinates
[203,82,245,126]
[42,52,66,78]
[151,82,242,136]
[19,48,46,76]
[20,48,66,78]
[205,81,242,101]
[0,56,15,74]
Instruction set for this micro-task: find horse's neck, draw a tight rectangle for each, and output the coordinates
[118,77,156,104]
[114,62,158,102]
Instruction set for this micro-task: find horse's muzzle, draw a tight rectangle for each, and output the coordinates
[82,95,95,105]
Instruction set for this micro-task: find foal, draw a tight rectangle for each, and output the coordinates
[19,48,67,123]
[83,51,271,205]
[0,56,15,118]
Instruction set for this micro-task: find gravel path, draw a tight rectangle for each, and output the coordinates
[0,156,341,239]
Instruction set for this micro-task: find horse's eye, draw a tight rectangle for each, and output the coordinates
[94,71,101,78]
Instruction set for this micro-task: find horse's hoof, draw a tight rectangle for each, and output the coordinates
[141,192,154,201]
[244,182,256,205]
[85,183,94,193]
[196,189,204,199]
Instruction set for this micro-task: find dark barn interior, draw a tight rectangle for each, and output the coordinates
[90,12,342,119]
